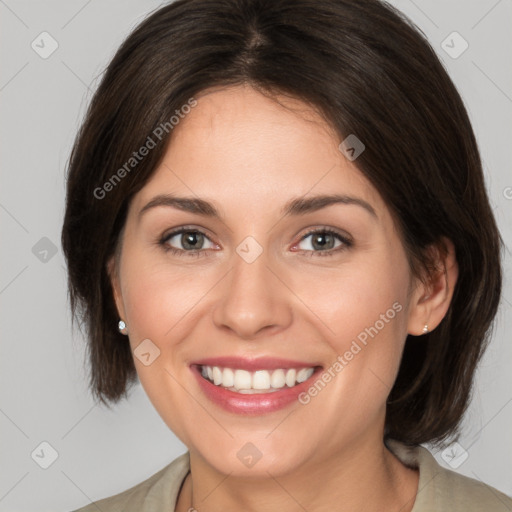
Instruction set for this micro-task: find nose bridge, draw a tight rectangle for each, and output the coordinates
[212,236,292,338]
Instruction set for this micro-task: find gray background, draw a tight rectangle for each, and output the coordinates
[0,0,511,510]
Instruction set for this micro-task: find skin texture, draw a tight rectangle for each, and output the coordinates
[109,84,458,512]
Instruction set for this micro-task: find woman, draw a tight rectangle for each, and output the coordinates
[62,0,510,510]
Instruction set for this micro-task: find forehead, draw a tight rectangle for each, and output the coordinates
[130,85,385,220]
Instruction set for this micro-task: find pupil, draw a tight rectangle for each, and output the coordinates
[182,231,202,250]
[313,233,333,250]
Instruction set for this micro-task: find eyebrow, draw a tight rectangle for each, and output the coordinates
[138,193,377,220]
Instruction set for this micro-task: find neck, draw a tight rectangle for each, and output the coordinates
[176,435,418,512]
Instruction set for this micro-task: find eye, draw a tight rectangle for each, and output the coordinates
[293,228,352,256]
[158,226,352,258]
[159,228,216,256]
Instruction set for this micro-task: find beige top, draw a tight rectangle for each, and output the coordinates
[72,441,512,511]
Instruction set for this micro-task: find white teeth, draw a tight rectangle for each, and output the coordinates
[285,369,296,387]
[233,369,252,390]
[212,366,222,385]
[199,365,316,392]
[252,370,271,389]
[222,368,234,387]
[270,369,286,388]
[297,367,314,383]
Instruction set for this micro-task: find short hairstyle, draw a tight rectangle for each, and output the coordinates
[61,0,502,446]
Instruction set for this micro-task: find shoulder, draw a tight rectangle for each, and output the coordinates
[387,439,512,511]
[70,452,190,512]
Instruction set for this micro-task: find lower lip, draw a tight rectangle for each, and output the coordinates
[191,365,322,415]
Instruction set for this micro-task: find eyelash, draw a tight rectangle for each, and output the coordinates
[157,226,353,258]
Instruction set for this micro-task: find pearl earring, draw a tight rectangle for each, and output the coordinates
[422,324,429,334]
[118,320,128,334]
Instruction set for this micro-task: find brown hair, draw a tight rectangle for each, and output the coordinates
[61,0,502,446]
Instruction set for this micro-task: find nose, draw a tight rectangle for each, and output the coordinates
[212,244,293,340]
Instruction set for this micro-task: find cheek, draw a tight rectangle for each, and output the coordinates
[295,253,410,347]
[120,255,211,343]
[118,254,208,441]
[292,250,411,400]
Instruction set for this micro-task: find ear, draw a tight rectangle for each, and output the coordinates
[107,255,126,321]
[407,237,458,335]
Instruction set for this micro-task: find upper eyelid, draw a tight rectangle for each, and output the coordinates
[161,225,216,241]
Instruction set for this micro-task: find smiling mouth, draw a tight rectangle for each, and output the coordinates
[197,364,322,394]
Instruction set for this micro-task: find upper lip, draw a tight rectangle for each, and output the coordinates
[191,356,322,372]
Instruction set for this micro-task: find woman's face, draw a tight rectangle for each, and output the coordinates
[110,85,424,476]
